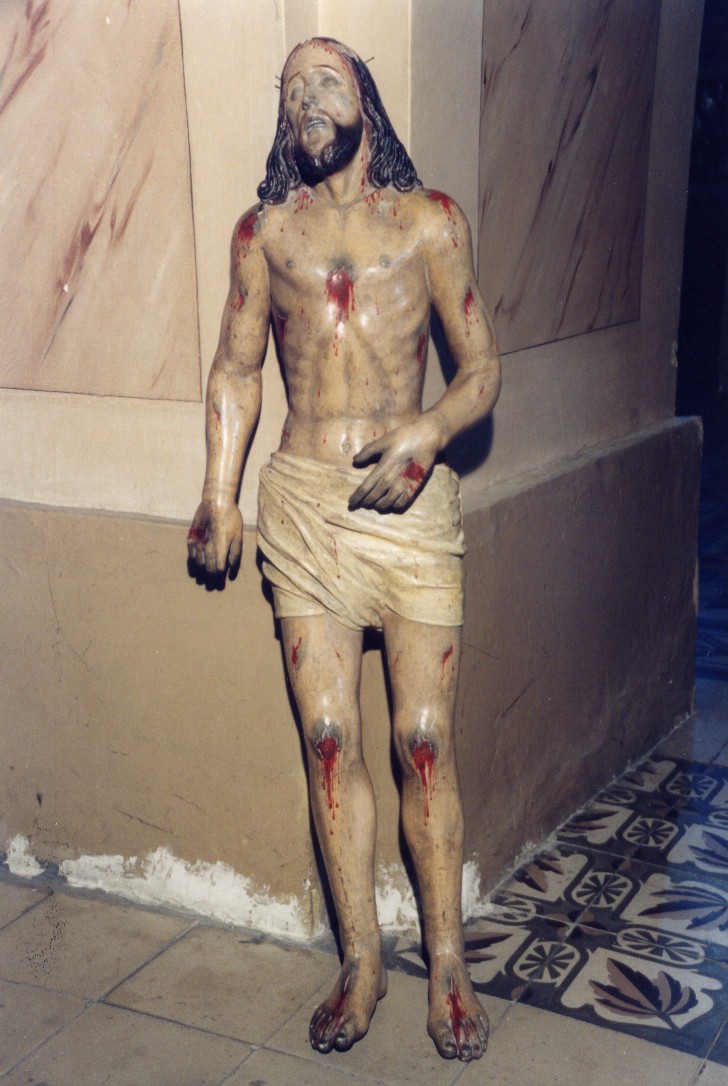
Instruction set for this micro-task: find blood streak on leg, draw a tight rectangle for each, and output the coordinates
[314,735,340,830]
[410,738,436,821]
[447,976,467,1047]
[291,636,302,673]
[441,643,454,679]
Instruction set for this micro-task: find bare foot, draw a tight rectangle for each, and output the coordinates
[309,956,388,1054]
[427,956,488,1061]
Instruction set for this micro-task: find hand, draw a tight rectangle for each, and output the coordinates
[187,496,243,574]
[349,414,446,512]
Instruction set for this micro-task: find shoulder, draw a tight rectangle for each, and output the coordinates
[231,202,267,256]
[417,188,468,231]
[410,188,472,256]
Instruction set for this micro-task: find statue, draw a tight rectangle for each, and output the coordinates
[188,38,501,1062]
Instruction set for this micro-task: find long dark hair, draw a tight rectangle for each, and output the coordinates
[258,38,420,204]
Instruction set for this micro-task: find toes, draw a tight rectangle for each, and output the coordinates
[429,1023,458,1060]
[309,1010,340,1053]
[476,1013,489,1050]
[333,1023,357,1051]
[430,1016,488,1062]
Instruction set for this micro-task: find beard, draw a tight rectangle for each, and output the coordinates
[294,116,364,187]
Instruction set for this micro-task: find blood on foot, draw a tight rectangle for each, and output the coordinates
[447,976,468,1046]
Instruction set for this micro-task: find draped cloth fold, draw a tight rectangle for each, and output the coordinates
[257,452,465,630]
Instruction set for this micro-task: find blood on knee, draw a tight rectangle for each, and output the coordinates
[312,723,342,832]
[409,735,437,822]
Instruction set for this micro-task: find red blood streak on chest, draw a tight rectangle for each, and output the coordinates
[447,977,468,1044]
[417,333,427,368]
[411,738,436,820]
[326,266,355,325]
[314,736,340,828]
[441,643,454,679]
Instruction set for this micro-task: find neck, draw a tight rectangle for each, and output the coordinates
[316,137,370,208]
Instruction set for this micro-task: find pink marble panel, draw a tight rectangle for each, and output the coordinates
[0,0,200,399]
[479,0,660,354]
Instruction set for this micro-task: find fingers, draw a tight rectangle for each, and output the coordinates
[228,532,243,569]
[352,434,388,467]
[349,459,427,512]
[187,521,242,574]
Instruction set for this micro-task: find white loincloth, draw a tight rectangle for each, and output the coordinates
[257,452,465,630]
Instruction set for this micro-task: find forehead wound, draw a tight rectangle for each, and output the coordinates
[283,43,351,82]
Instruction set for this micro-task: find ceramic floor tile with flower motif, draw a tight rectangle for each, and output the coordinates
[386,747,728,1065]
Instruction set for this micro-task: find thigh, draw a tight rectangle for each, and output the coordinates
[281,612,364,731]
[381,611,461,736]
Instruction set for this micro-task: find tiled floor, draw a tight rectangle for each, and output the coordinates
[1,445,726,1084]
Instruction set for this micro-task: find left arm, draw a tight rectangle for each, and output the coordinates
[350,195,500,511]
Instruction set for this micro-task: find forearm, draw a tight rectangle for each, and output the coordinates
[424,355,501,450]
[201,357,262,502]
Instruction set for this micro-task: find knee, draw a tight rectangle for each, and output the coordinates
[304,714,361,770]
[394,709,454,777]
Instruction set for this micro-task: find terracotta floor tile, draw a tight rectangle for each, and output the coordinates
[0,979,85,1075]
[455,1002,704,1085]
[107,925,336,1043]
[0,890,190,998]
[0,1003,249,1086]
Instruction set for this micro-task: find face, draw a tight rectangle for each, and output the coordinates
[283,43,362,159]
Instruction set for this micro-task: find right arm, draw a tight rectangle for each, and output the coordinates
[188,206,271,573]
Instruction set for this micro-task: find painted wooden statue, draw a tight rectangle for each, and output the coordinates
[188,38,500,1062]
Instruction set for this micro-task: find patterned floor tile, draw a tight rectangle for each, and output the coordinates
[707,1014,728,1067]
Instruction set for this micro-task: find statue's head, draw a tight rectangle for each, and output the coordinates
[258,38,420,204]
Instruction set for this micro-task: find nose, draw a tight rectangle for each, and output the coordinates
[301,84,317,111]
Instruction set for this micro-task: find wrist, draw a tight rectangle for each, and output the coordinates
[202,481,237,504]
[423,409,450,452]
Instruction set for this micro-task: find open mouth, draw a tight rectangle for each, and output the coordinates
[304,115,329,134]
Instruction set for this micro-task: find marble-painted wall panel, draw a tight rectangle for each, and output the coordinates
[479,0,660,354]
[0,0,200,400]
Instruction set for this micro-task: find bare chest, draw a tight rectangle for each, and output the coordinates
[264,195,428,319]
